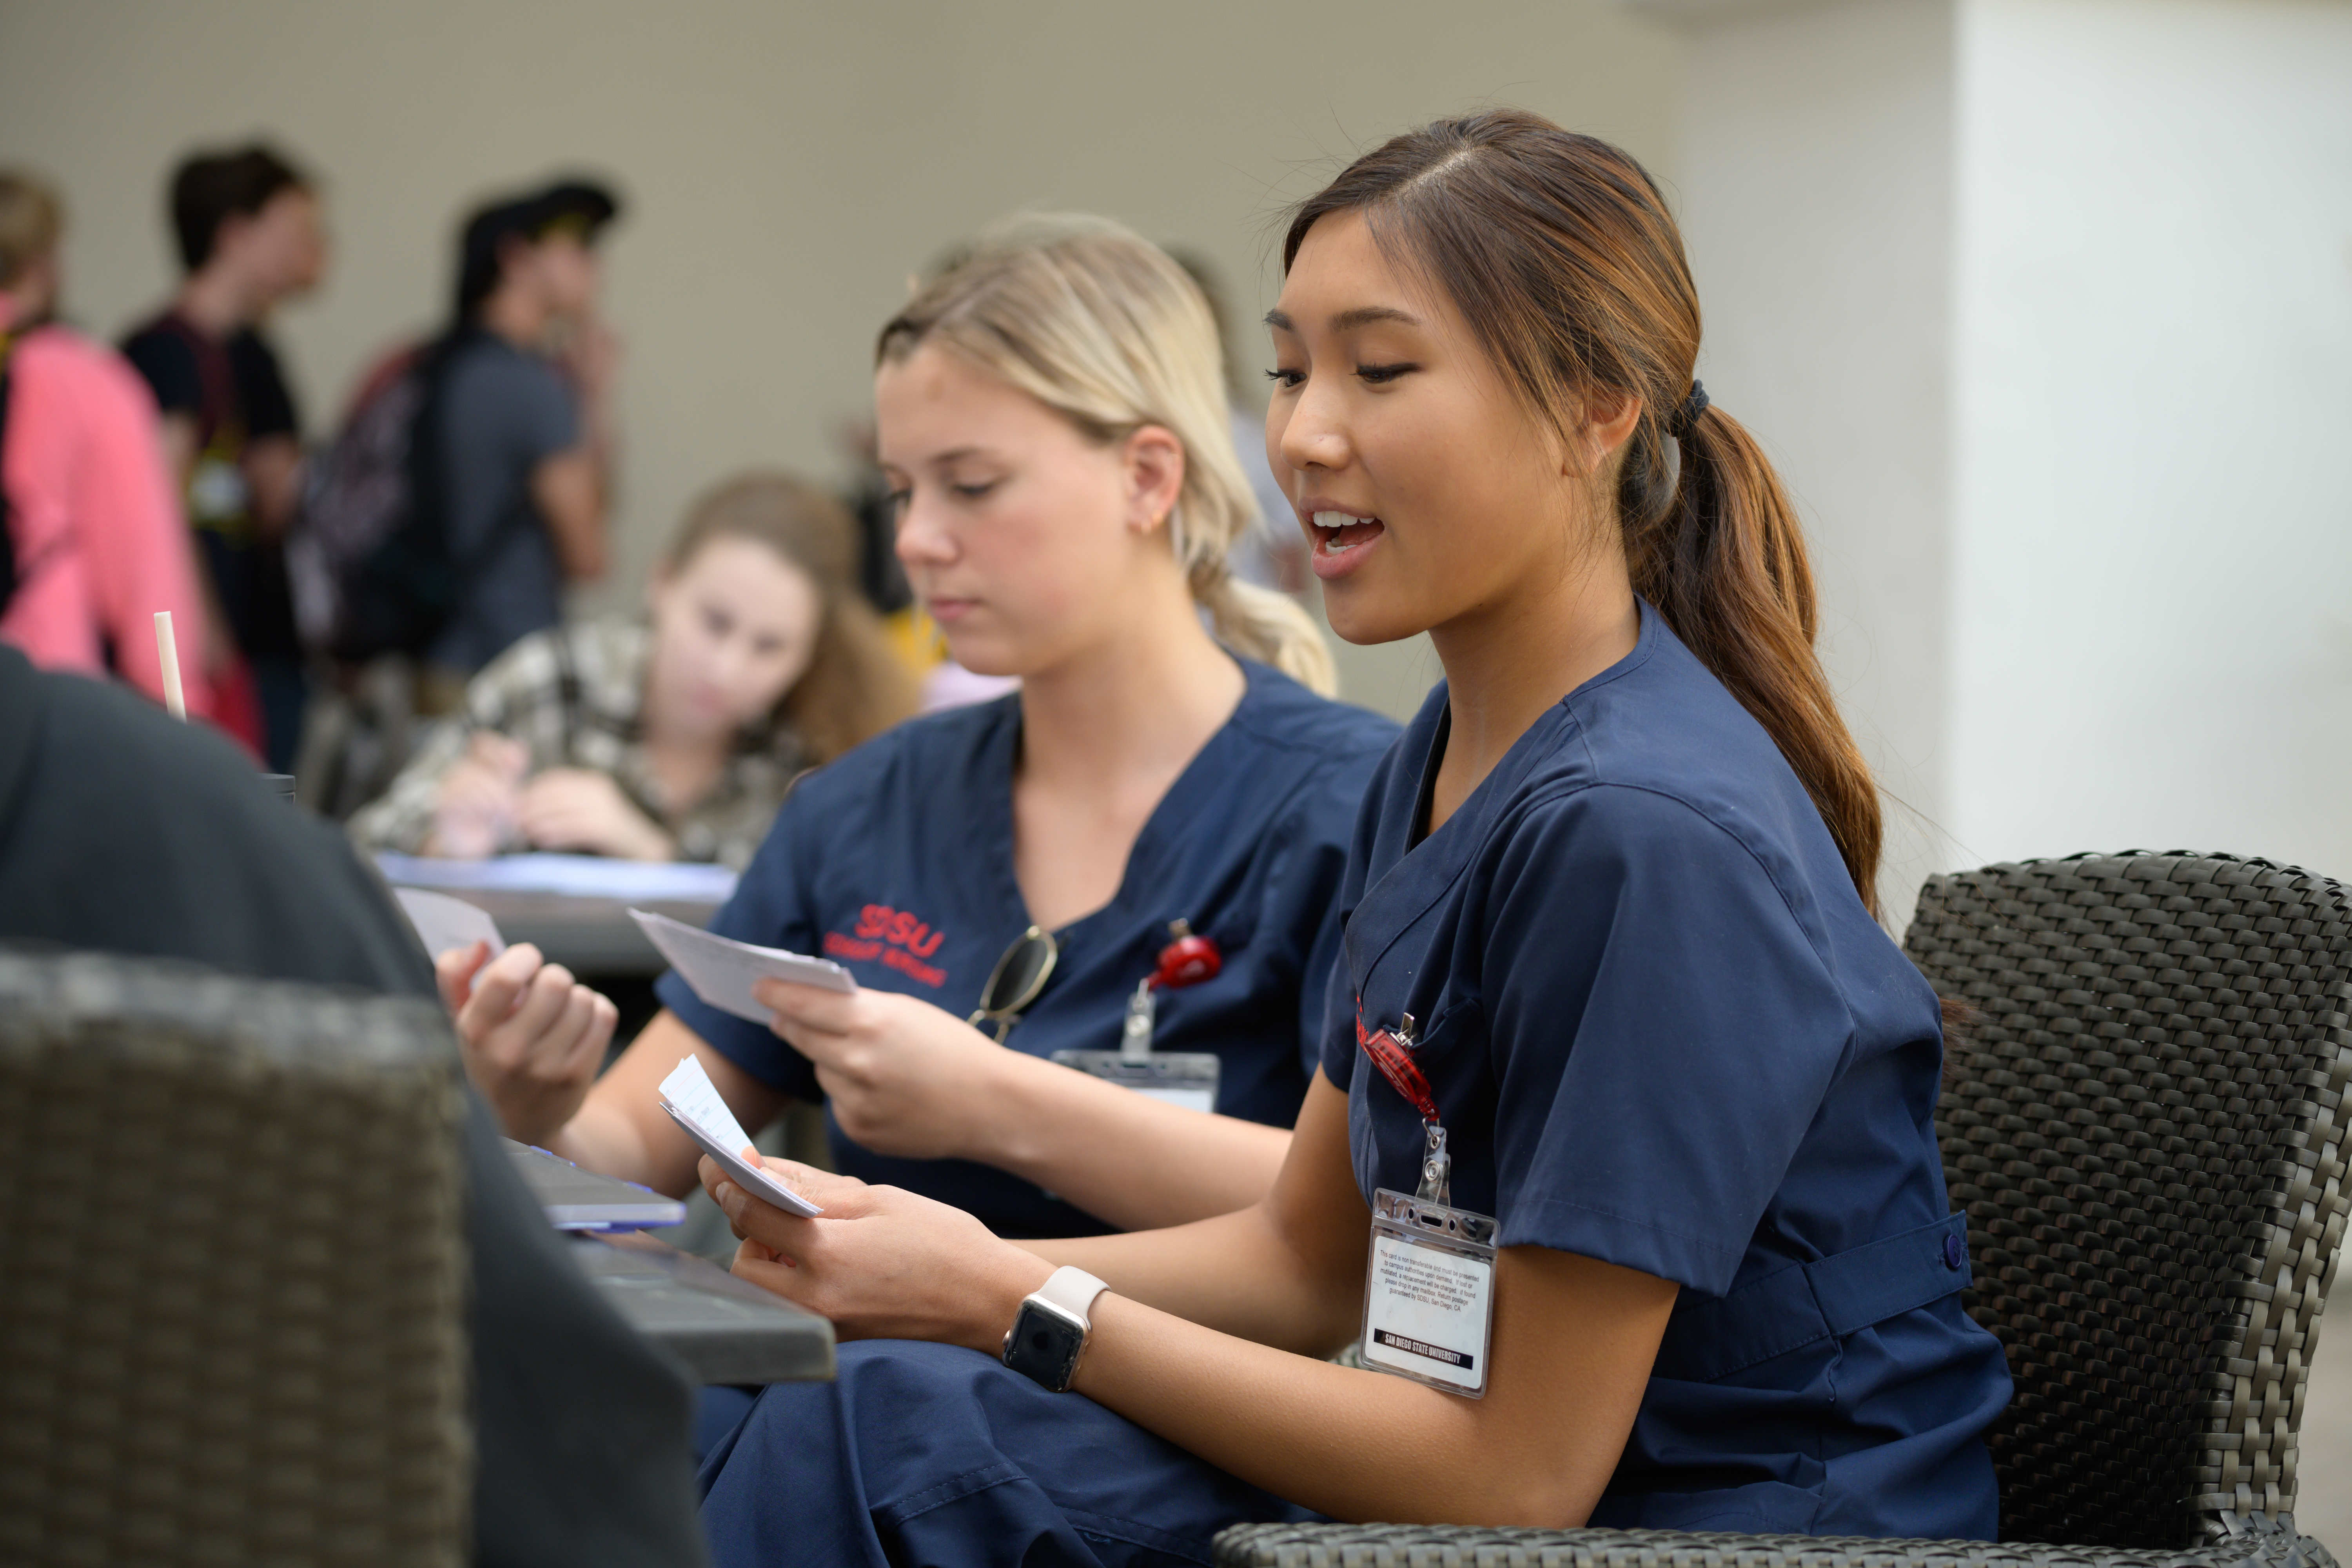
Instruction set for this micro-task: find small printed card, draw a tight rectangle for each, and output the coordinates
[631,908,855,1024]
[657,1055,822,1218]
[394,887,507,960]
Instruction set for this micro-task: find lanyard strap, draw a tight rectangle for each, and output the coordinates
[1356,1012,1439,1124]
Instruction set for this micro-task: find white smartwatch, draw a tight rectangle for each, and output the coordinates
[1001,1266,1110,1392]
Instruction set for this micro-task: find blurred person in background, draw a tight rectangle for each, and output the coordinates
[350,472,917,869]
[121,142,325,768]
[0,169,213,717]
[415,178,620,700]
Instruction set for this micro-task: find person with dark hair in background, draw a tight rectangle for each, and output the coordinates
[0,640,708,1566]
[121,142,325,768]
[0,169,213,716]
[416,178,621,702]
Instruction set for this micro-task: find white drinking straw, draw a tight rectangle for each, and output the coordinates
[153,611,187,720]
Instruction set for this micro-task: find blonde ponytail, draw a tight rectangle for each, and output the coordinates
[879,214,1338,697]
[1198,572,1335,696]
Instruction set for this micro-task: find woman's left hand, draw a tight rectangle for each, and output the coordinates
[702,1154,1050,1349]
[516,768,675,861]
[753,978,1025,1163]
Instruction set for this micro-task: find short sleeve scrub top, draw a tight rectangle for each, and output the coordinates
[696,607,2012,1568]
[655,657,1400,1239]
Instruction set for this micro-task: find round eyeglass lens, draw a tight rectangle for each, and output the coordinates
[981,927,1056,1014]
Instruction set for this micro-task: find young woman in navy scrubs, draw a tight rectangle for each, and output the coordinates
[439,216,1398,1238]
[689,111,2013,1565]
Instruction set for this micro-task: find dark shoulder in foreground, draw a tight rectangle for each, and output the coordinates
[0,649,432,998]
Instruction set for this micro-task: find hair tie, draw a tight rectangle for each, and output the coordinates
[1668,380,1708,439]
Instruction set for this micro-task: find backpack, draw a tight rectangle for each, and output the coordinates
[292,327,521,663]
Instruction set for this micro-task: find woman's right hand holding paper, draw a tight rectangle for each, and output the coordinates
[437,939,619,1145]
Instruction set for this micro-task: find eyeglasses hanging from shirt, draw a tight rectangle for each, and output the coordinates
[968,926,1058,1044]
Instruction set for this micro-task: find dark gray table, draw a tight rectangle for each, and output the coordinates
[410,889,720,978]
[569,1230,835,1385]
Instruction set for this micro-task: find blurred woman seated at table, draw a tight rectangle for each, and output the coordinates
[350,473,916,869]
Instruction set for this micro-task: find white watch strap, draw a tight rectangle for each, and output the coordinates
[1033,1265,1110,1326]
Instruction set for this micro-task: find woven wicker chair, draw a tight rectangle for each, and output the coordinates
[1220,853,2350,1568]
[0,950,470,1567]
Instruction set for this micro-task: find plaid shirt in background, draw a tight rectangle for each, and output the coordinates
[348,616,804,871]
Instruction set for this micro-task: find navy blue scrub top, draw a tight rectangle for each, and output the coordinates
[660,659,1398,1239]
[1322,603,2011,1539]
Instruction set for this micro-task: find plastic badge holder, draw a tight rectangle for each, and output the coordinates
[1360,1187,1498,1398]
[1050,1048,1220,1114]
[1051,971,1219,1113]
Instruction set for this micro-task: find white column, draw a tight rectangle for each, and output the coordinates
[1637,0,2352,907]
[1667,0,1963,920]
[1946,0,2352,879]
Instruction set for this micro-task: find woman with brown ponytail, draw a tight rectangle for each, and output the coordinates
[691,113,2012,1564]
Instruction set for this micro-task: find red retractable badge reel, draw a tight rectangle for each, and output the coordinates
[1153,919,1221,990]
[1122,919,1221,1057]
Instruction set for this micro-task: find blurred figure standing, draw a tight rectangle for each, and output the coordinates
[0,169,214,717]
[121,143,326,767]
[420,178,620,700]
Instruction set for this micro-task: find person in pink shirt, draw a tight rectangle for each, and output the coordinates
[0,169,215,720]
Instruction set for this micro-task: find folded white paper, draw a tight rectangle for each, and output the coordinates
[394,887,508,960]
[658,1055,821,1218]
[630,908,855,1024]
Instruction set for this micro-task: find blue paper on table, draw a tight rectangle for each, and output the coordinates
[376,851,737,904]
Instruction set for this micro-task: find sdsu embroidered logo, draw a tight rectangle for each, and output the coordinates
[822,904,948,987]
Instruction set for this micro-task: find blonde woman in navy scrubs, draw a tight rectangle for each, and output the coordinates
[689,111,2013,1567]
[441,217,1397,1247]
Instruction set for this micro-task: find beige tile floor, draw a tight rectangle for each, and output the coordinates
[2301,1311,2352,1546]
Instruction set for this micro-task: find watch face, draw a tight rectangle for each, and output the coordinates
[1003,1301,1086,1390]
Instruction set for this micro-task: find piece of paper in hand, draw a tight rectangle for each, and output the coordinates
[395,887,508,960]
[630,908,855,1024]
[658,1055,821,1218]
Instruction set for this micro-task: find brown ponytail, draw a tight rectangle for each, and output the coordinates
[1285,111,1885,915]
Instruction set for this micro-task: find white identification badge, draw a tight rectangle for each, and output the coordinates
[1361,1187,1498,1398]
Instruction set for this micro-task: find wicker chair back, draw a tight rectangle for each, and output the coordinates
[0,950,471,1567]
[1905,854,2352,1548]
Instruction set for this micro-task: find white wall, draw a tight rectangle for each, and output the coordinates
[0,0,1683,720]
[1653,0,2352,904]
[1672,0,1962,919]
[1948,0,2352,879]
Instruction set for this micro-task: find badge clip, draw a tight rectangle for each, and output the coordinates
[1054,919,1224,1114]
